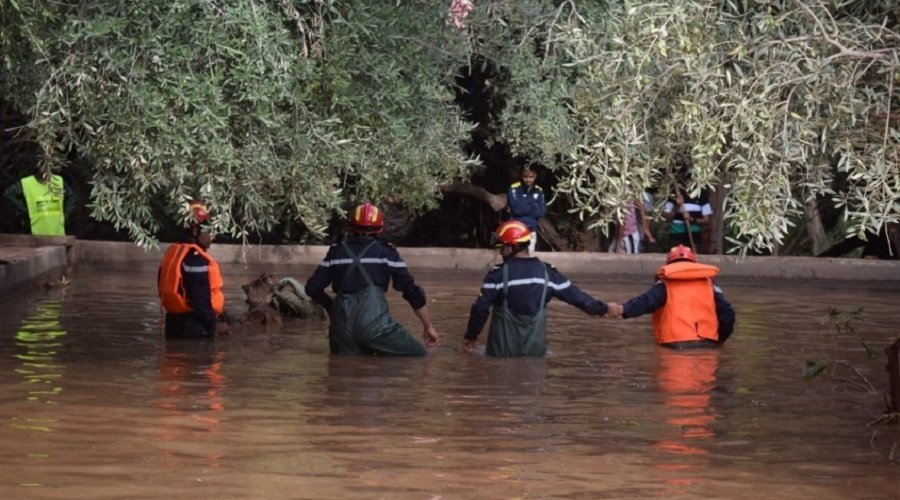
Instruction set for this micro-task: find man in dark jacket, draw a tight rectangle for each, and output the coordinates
[463,220,622,357]
[507,166,545,254]
[305,202,439,356]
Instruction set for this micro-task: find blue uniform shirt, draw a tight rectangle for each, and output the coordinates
[465,257,609,340]
[305,237,427,312]
[507,182,546,232]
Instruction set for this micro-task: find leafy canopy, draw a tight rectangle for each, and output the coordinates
[2,0,897,253]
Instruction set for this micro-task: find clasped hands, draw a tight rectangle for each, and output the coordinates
[606,302,624,318]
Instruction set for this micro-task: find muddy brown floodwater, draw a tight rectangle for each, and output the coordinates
[0,263,897,499]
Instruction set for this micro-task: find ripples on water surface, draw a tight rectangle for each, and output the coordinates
[0,263,897,499]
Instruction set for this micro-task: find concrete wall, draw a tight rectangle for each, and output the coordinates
[2,235,898,300]
[71,240,900,283]
[0,235,73,297]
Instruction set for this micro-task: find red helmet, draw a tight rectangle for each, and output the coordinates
[666,244,696,264]
[494,220,532,247]
[350,202,384,234]
[188,200,210,224]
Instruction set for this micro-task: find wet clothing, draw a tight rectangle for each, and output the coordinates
[663,190,712,247]
[305,237,428,356]
[507,182,545,233]
[3,174,76,236]
[465,257,611,357]
[158,242,225,338]
[622,262,735,348]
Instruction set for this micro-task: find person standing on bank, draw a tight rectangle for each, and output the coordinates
[507,166,545,254]
[158,200,230,338]
[463,220,622,357]
[305,202,439,356]
[612,245,735,348]
[661,187,712,250]
[3,167,77,236]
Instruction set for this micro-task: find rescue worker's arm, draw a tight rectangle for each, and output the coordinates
[3,181,26,214]
[621,281,667,319]
[182,253,220,333]
[547,266,610,316]
[413,305,439,348]
[304,257,334,311]
[391,263,436,346]
[462,269,502,350]
[385,248,428,310]
[714,285,735,342]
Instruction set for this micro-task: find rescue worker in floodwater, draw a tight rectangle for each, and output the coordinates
[305,202,439,356]
[462,220,623,357]
[611,244,735,348]
[157,200,230,338]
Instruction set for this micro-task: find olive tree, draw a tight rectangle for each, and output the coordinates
[460,0,898,254]
[2,0,897,254]
[1,0,477,246]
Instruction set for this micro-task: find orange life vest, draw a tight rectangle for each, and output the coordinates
[651,261,719,345]
[158,243,224,315]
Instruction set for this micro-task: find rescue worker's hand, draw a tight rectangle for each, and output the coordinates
[214,322,231,335]
[605,302,624,318]
[423,324,439,348]
[462,339,477,352]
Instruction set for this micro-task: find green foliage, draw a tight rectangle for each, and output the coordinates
[1,0,897,251]
[462,0,899,252]
[1,0,476,246]
[805,306,877,386]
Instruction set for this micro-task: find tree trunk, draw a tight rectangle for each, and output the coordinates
[710,178,727,254]
[439,182,507,212]
[536,217,568,251]
[805,198,826,256]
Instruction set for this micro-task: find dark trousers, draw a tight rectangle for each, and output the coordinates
[165,313,214,338]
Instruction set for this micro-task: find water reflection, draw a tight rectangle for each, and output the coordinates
[154,339,227,469]
[652,348,720,489]
[10,301,67,433]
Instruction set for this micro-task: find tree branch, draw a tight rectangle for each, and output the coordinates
[796,0,889,62]
[439,181,508,212]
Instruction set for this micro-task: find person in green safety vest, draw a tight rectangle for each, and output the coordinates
[3,168,76,236]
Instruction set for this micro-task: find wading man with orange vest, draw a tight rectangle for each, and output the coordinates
[463,220,622,357]
[158,201,230,338]
[615,245,735,348]
[305,202,439,356]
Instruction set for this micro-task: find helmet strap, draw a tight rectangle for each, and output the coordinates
[502,244,527,260]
